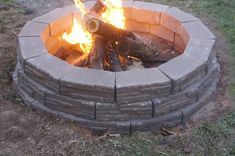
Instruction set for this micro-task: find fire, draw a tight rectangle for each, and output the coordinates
[74,0,87,15]
[62,17,92,53]
[62,0,125,54]
[102,0,125,29]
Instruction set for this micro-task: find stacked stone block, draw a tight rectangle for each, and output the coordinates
[13,1,220,133]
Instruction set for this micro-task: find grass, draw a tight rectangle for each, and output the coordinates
[188,1,235,154]
[0,0,13,4]
[0,0,235,155]
[190,0,235,100]
[119,0,235,155]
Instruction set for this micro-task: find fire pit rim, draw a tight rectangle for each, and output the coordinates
[18,0,216,94]
[14,0,219,133]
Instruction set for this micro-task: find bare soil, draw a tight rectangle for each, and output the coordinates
[0,0,233,155]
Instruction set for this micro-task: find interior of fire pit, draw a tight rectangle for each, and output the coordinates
[43,3,185,72]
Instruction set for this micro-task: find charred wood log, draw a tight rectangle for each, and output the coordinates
[117,38,160,61]
[65,49,83,64]
[106,42,122,72]
[54,47,70,60]
[90,0,106,15]
[87,36,107,69]
[83,13,135,41]
[82,14,159,61]
[72,53,89,67]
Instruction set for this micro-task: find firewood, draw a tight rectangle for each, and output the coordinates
[90,0,106,15]
[106,42,122,72]
[117,38,160,61]
[109,50,123,72]
[72,53,89,67]
[83,13,135,41]
[65,49,83,64]
[88,36,107,69]
[82,13,159,61]
[54,46,70,60]
[82,0,108,70]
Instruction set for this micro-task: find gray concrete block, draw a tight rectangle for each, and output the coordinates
[158,54,206,92]
[60,5,81,14]
[33,8,69,24]
[18,89,36,106]
[96,102,119,111]
[161,7,198,33]
[185,39,215,64]
[46,92,95,119]
[32,8,74,36]
[182,20,215,40]
[116,68,171,103]
[156,97,195,117]
[130,1,169,24]
[116,68,171,91]
[18,37,47,62]
[30,99,131,133]
[131,111,182,132]
[165,7,199,22]
[181,89,214,121]
[60,68,115,102]
[119,101,153,119]
[18,21,49,38]
[25,54,74,92]
[19,71,48,104]
[96,113,130,122]
[133,1,169,12]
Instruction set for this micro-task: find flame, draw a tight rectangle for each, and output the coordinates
[102,0,125,29]
[74,0,87,15]
[62,17,92,53]
[62,0,125,54]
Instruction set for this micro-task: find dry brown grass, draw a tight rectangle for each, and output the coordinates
[0,0,234,156]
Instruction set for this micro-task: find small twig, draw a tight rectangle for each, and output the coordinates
[95,130,111,140]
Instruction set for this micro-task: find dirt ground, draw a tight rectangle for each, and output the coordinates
[0,0,233,155]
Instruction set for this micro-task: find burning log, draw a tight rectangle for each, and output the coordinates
[82,13,159,61]
[117,38,160,61]
[90,0,106,15]
[83,13,135,41]
[72,53,89,67]
[65,49,83,64]
[54,47,71,60]
[106,42,122,72]
[85,0,108,70]
[87,36,107,69]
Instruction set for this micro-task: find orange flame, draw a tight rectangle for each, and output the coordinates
[62,17,92,53]
[102,0,125,29]
[62,0,125,54]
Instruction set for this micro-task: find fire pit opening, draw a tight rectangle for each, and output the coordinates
[44,0,183,72]
[14,0,220,133]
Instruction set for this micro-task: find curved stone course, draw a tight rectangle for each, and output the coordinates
[13,1,220,133]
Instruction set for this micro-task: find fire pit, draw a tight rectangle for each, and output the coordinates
[13,0,220,133]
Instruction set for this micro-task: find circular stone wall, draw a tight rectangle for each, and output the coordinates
[14,1,220,133]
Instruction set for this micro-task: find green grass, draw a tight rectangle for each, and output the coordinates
[191,0,235,100]
[0,0,13,3]
[188,1,235,153]
[119,0,235,155]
